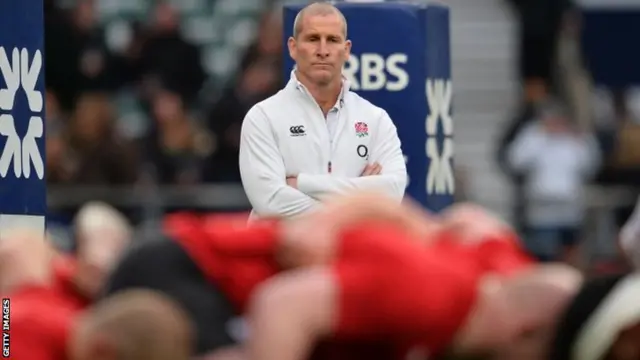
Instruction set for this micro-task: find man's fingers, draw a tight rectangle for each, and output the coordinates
[361,163,382,176]
[365,163,382,176]
[360,164,374,176]
[371,163,382,175]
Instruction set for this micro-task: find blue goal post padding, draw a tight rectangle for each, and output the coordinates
[283,2,454,212]
[0,0,47,236]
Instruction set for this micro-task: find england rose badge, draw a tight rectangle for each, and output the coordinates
[355,122,369,138]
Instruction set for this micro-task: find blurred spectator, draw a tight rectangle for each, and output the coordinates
[48,93,139,185]
[506,101,601,263]
[45,90,65,128]
[204,10,282,182]
[46,90,70,184]
[505,0,574,106]
[45,0,120,112]
[498,0,577,232]
[145,89,215,185]
[131,2,206,107]
[45,0,76,111]
[596,92,640,184]
[496,104,534,233]
[588,90,640,239]
[245,7,283,68]
[205,57,280,182]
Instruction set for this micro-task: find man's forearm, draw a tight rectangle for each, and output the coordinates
[297,173,405,200]
[245,184,321,219]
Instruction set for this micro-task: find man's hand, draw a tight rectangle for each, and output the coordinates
[286,176,298,189]
[361,162,382,176]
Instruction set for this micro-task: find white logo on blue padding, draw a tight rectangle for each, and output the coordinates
[425,78,454,195]
[0,47,44,179]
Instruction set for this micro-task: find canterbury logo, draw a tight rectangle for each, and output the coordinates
[289,125,306,136]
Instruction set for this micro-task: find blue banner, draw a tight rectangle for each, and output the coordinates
[582,9,640,87]
[283,3,454,212]
[0,0,46,235]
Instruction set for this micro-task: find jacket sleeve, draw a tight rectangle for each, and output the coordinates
[506,123,543,172]
[297,110,407,201]
[239,105,320,217]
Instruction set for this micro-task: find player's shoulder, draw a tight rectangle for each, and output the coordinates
[344,91,391,123]
[344,91,384,112]
[246,89,294,121]
[8,285,79,323]
[241,89,300,134]
[9,286,76,358]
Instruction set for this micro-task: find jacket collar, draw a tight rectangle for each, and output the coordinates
[286,69,349,109]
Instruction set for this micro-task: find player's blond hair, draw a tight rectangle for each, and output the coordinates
[77,289,194,360]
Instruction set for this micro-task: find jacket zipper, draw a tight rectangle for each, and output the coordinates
[300,87,336,175]
[315,104,333,175]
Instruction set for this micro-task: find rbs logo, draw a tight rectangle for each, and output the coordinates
[425,78,453,195]
[343,53,409,91]
[0,47,44,179]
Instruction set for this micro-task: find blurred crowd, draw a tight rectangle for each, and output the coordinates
[44,0,282,188]
[495,0,640,267]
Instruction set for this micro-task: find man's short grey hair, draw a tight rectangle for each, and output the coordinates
[292,2,347,39]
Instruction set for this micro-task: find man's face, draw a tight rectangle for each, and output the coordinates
[288,13,351,86]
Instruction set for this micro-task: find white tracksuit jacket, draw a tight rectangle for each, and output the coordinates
[239,71,408,219]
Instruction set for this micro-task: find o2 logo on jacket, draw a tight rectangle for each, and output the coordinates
[425,78,453,195]
[0,47,44,180]
[343,53,409,91]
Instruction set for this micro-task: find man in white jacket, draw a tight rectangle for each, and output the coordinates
[239,2,407,219]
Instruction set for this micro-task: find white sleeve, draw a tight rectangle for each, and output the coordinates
[239,105,320,217]
[297,110,407,201]
[506,123,543,171]
[620,196,640,269]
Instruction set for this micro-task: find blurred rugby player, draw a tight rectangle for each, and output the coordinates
[0,229,193,360]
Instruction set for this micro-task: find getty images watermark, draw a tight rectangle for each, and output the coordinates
[2,298,9,358]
